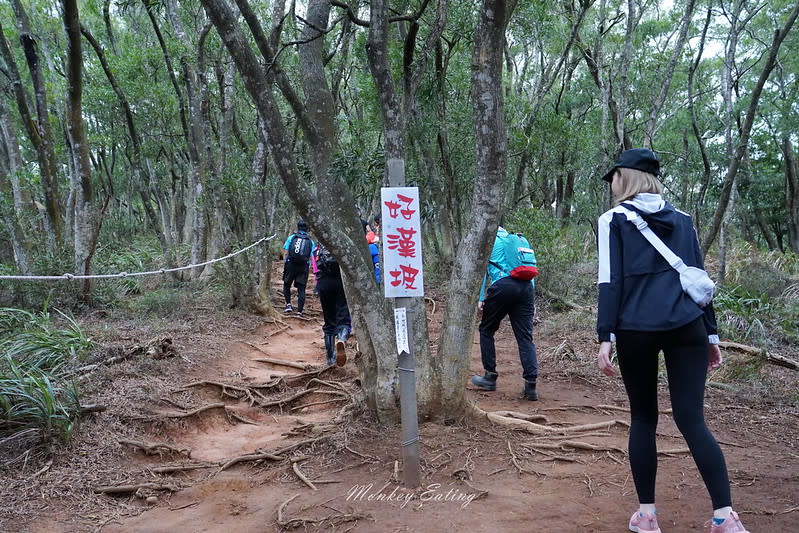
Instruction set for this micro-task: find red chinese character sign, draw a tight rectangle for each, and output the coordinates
[381,187,424,297]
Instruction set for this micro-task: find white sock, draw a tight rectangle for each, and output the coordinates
[713,506,733,520]
[639,503,657,514]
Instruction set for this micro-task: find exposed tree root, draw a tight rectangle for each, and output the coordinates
[719,341,799,370]
[537,286,588,311]
[158,403,227,418]
[507,441,546,476]
[149,463,218,474]
[94,482,179,495]
[218,436,331,471]
[219,450,285,471]
[522,440,626,454]
[290,456,317,490]
[119,439,191,458]
[276,494,374,530]
[180,380,277,406]
[253,356,312,371]
[257,388,315,409]
[472,405,626,435]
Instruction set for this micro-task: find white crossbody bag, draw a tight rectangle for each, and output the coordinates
[620,206,716,308]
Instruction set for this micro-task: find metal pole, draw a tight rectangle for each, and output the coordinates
[387,158,421,488]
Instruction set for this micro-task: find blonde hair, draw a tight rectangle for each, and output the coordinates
[612,167,663,204]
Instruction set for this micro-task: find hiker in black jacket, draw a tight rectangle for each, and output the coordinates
[596,148,749,533]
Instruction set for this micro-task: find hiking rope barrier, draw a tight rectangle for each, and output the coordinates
[0,234,277,282]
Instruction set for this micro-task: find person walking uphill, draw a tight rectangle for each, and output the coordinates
[471,226,540,400]
[313,244,350,366]
[282,220,314,318]
[596,148,749,533]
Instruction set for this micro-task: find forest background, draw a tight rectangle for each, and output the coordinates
[1,0,799,442]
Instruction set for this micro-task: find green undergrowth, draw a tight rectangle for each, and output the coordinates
[0,306,91,446]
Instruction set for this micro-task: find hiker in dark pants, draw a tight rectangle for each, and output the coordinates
[471,226,540,400]
[282,220,314,317]
[314,244,350,366]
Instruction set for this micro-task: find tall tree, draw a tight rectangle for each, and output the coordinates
[64,0,101,295]
[701,1,799,254]
[5,4,62,249]
[435,0,518,412]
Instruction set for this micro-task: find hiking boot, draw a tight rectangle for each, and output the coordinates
[324,334,336,366]
[629,511,661,533]
[705,511,750,533]
[283,304,293,313]
[523,380,538,401]
[470,371,498,391]
[295,311,304,318]
[335,326,348,367]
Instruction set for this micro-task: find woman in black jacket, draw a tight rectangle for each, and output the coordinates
[596,149,749,533]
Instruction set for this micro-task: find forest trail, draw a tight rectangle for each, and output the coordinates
[14,281,799,533]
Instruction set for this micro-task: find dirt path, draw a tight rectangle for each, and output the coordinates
[8,287,799,532]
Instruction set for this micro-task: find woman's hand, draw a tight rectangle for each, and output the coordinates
[598,341,617,377]
[708,344,722,371]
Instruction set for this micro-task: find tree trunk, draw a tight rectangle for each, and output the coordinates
[701,2,799,254]
[79,24,179,273]
[5,6,63,250]
[782,137,799,253]
[0,100,31,275]
[642,0,696,147]
[64,0,99,296]
[687,7,713,223]
[434,0,517,414]
[200,0,397,422]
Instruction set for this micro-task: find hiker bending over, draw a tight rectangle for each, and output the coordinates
[282,220,314,318]
[596,148,749,533]
[470,225,539,400]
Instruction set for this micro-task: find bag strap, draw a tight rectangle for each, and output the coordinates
[619,205,688,274]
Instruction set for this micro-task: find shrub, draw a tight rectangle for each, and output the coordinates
[0,358,80,445]
[0,307,93,371]
[0,307,88,446]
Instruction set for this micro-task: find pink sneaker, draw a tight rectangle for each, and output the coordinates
[705,511,750,532]
[629,511,662,533]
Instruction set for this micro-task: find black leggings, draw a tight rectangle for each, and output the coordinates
[616,318,731,509]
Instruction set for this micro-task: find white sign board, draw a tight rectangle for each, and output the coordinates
[381,187,424,297]
[393,307,410,355]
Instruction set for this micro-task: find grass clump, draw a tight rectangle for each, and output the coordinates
[0,306,90,446]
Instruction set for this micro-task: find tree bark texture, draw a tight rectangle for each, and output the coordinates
[201,0,399,422]
[63,0,98,294]
[434,0,517,415]
[7,2,63,249]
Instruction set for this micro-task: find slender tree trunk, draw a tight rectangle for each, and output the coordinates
[64,0,99,296]
[701,2,799,254]
[642,0,696,147]
[5,6,62,249]
[79,24,179,273]
[782,137,799,253]
[688,7,713,223]
[0,100,31,275]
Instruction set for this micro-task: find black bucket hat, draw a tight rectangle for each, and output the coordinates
[602,148,661,182]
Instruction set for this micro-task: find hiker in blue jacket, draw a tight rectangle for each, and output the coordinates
[282,220,315,318]
[596,148,748,533]
[470,226,540,401]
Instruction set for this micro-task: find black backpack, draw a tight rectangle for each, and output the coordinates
[315,245,339,273]
[287,233,312,263]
